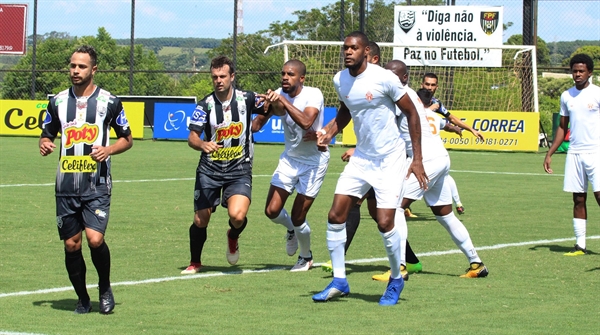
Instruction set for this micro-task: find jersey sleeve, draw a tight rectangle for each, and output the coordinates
[40,98,61,140]
[431,97,451,118]
[248,92,266,115]
[189,101,208,133]
[385,71,405,103]
[109,98,132,138]
[559,91,569,117]
[306,88,325,110]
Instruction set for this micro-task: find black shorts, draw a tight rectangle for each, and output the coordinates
[194,172,252,212]
[56,185,111,240]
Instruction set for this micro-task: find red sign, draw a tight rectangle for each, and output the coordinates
[0,4,28,55]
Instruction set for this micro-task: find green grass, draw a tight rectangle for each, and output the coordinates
[0,137,598,335]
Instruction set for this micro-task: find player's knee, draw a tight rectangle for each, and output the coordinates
[87,235,105,248]
[327,209,346,225]
[264,206,280,220]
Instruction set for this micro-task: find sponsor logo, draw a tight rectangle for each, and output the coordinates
[94,209,107,218]
[42,111,52,127]
[398,10,416,33]
[164,110,187,131]
[254,95,265,109]
[216,122,243,142]
[56,216,63,228]
[97,105,107,118]
[116,109,129,127]
[191,105,207,123]
[480,11,499,35]
[365,91,373,102]
[76,97,88,109]
[60,155,97,173]
[211,146,243,161]
[63,124,99,148]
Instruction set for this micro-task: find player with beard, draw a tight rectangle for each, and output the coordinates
[253,59,329,271]
[40,45,133,314]
[312,32,427,306]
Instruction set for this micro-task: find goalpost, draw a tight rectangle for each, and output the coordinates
[264,41,539,115]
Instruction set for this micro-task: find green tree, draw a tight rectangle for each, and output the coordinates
[564,45,600,70]
[506,34,550,66]
[2,28,175,99]
[207,34,283,94]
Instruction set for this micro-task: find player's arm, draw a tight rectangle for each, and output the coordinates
[396,94,428,189]
[39,99,60,156]
[443,122,463,137]
[544,115,569,174]
[266,90,320,130]
[187,103,222,153]
[431,99,484,140]
[316,101,351,147]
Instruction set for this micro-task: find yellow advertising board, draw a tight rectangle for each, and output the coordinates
[0,99,144,139]
[342,111,539,152]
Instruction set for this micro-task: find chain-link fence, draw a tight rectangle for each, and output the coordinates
[0,0,598,109]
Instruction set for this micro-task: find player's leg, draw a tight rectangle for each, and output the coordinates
[446,175,465,214]
[223,174,252,265]
[58,197,92,314]
[182,173,217,274]
[563,153,590,255]
[82,187,114,314]
[266,155,297,255]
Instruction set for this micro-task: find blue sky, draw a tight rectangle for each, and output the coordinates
[7,0,600,43]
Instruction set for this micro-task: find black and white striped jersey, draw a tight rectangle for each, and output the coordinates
[189,88,265,176]
[41,86,131,197]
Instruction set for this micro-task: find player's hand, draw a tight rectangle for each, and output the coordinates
[200,141,223,154]
[471,129,484,140]
[429,103,440,111]
[315,128,332,151]
[90,145,110,162]
[303,130,318,141]
[406,159,428,190]
[341,148,355,162]
[39,142,56,156]
[543,155,553,174]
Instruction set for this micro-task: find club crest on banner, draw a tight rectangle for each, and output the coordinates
[480,11,499,35]
[398,10,415,34]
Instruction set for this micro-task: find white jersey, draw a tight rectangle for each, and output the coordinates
[397,87,448,161]
[560,83,600,153]
[425,109,449,138]
[333,63,405,159]
[276,86,329,165]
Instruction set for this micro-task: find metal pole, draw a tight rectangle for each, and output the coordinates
[31,0,38,99]
[522,0,535,112]
[340,0,345,41]
[129,0,135,95]
[359,0,365,33]
[233,0,238,73]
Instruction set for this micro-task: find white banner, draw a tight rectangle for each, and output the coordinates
[393,6,503,67]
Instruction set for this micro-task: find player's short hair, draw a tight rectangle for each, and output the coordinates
[211,55,235,74]
[284,59,306,76]
[346,31,369,47]
[368,42,381,59]
[423,72,438,83]
[569,53,594,72]
[74,45,97,66]
[417,88,433,106]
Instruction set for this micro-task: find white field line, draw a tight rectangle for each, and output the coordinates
[0,169,562,188]
[1,235,597,299]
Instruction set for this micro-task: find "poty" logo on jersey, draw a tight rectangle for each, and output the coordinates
[64,124,99,148]
[216,122,243,142]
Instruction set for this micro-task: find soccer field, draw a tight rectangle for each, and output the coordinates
[0,136,598,335]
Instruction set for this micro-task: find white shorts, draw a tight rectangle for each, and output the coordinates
[563,152,600,193]
[334,147,407,209]
[402,155,451,206]
[271,151,329,198]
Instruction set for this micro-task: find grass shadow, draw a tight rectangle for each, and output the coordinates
[529,244,597,255]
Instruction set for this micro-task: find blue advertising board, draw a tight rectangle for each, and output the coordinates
[153,102,196,139]
[153,103,338,144]
[253,107,337,144]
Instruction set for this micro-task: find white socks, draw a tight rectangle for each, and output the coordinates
[436,212,481,264]
[573,218,586,249]
[395,208,408,266]
[271,208,295,231]
[294,222,312,259]
[381,225,402,279]
[326,223,347,279]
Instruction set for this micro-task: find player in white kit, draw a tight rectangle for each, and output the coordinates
[255,60,330,271]
[312,32,427,306]
[372,61,488,281]
[544,53,600,256]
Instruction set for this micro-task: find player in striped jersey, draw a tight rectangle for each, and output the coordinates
[181,56,268,274]
[40,45,133,314]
